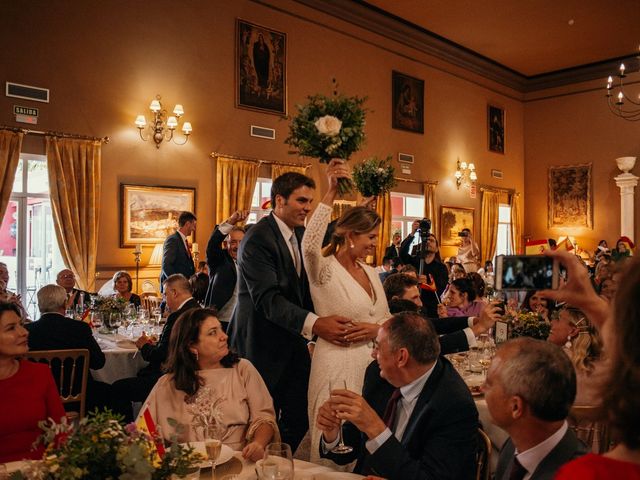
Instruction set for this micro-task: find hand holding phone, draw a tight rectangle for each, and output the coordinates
[495,255,559,291]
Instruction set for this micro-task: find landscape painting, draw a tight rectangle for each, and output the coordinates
[440,206,475,247]
[548,164,592,229]
[121,184,196,247]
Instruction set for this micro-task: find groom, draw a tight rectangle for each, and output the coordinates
[230,163,352,451]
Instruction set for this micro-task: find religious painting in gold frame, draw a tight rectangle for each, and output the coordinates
[440,206,475,247]
[548,164,593,229]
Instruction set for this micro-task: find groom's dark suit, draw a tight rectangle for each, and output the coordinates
[229,212,314,450]
[322,358,479,480]
[160,231,195,289]
[204,225,237,315]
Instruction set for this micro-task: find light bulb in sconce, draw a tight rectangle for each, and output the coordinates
[149,99,161,112]
[460,161,468,170]
[167,116,178,129]
[454,170,462,179]
[135,115,147,128]
[182,122,193,134]
[470,171,477,181]
[173,104,184,117]
[617,92,624,104]
[468,163,475,171]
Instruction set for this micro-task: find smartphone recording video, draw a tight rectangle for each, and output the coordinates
[495,255,558,291]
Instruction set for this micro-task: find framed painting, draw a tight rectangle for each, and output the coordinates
[440,206,475,247]
[236,18,287,115]
[392,71,424,134]
[488,104,505,154]
[548,164,593,229]
[120,184,196,247]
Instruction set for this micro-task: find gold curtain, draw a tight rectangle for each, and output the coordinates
[0,130,24,220]
[270,163,309,181]
[46,137,101,292]
[480,190,500,264]
[375,191,392,266]
[216,156,259,223]
[423,182,437,238]
[510,193,523,254]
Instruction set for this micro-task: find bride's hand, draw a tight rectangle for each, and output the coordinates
[344,322,379,343]
[321,159,351,206]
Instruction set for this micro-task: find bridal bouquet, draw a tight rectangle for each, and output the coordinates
[352,155,396,197]
[286,79,367,194]
[22,411,202,480]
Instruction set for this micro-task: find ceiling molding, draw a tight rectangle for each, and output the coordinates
[294,0,637,93]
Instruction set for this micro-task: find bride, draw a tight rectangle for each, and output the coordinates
[302,160,390,465]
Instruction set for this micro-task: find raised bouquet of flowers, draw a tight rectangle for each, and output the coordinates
[509,311,551,340]
[21,411,202,480]
[352,155,396,198]
[285,79,367,194]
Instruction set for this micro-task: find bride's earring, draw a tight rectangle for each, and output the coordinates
[350,241,355,249]
[565,335,572,349]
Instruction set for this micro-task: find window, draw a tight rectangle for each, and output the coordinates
[495,204,513,258]
[248,177,273,224]
[390,192,424,250]
[1,154,64,318]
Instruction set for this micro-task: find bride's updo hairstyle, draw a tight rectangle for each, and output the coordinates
[323,206,381,257]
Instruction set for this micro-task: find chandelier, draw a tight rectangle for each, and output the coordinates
[606,56,640,121]
[135,95,192,147]
[454,158,477,189]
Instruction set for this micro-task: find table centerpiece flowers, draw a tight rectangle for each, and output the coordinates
[508,311,551,340]
[91,296,128,333]
[285,79,367,194]
[18,411,203,480]
[351,155,397,198]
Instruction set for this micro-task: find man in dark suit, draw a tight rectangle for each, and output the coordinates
[229,167,352,452]
[318,312,479,479]
[26,284,109,412]
[384,232,402,259]
[160,211,197,291]
[486,338,587,480]
[204,209,248,329]
[110,274,199,422]
[383,273,499,354]
[55,269,93,310]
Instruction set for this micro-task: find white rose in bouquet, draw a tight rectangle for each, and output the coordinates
[314,115,342,137]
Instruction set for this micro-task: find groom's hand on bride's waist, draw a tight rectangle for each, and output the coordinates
[312,315,353,346]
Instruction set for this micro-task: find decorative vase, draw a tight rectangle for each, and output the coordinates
[616,156,637,174]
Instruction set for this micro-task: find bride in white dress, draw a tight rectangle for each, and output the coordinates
[302,162,390,465]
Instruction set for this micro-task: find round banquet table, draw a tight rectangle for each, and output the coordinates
[92,332,148,384]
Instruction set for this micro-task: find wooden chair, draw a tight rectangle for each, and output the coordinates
[476,427,492,480]
[569,405,611,453]
[140,292,161,312]
[28,349,90,419]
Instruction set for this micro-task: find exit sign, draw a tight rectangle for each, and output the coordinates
[14,105,39,116]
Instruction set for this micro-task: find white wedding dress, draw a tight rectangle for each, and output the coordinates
[302,203,390,465]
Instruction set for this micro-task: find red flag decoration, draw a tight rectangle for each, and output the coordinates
[419,274,437,292]
[525,239,550,255]
[556,236,575,252]
[136,407,166,459]
[261,199,272,210]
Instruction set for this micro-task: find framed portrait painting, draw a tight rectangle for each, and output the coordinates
[488,104,505,154]
[120,184,196,247]
[392,71,424,134]
[440,206,475,247]
[236,18,287,115]
[548,164,593,229]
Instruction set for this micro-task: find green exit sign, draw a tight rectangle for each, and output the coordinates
[14,105,39,116]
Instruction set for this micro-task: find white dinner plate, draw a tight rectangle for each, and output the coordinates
[180,442,234,467]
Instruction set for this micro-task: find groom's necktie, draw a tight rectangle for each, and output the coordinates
[289,233,301,276]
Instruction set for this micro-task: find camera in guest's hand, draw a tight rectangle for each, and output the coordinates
[457,231,468,238]
[417,218,431,241]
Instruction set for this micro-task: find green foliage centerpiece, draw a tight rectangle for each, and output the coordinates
[509,311,551,340]
[352,155,397,198]
[286,79,367,194]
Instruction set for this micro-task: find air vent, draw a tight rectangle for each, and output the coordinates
[491,169,503,179]
[6,82,49,103]
[250,125,276,140]
[398,152,414,164]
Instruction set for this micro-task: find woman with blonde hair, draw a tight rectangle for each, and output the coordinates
[302,161,390,465]
[112,271,141,308]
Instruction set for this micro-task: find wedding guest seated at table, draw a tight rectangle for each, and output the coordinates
[317,312,479,479]
[56,268,92,310]
[437,278,486,318]
[111,274,199,422]
[383,272,499,355]
[26,284,111,412]
[0,262,28,321]
[112,271,141,308]
[547,306,582,351]
[546,251,640,479]
[140,307,277,461]
[520,289,553,321]
[0,302,65,463]
[466,271,487,301]
[484,337,586,480]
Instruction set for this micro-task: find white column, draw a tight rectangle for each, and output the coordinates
[614,173,639,239]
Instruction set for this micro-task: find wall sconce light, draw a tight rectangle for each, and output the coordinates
[454,158,477,189]
[135,95,192,148]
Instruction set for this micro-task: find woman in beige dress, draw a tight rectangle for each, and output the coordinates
[140,308,277,461]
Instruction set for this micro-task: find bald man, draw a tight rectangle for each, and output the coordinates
[56,269,92,309]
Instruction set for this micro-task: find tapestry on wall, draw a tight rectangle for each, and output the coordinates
[547,163,593,229]
[236,18,287,115]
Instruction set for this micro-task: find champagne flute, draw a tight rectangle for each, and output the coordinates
[204,426,223,477]
[328,379,354,454]
[263,442,293,480]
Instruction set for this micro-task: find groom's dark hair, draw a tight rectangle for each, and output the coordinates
[271,172,315,206]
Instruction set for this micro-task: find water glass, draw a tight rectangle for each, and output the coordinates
[262,442,294,480]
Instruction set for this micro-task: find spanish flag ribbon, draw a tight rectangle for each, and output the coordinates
[136,407,166,461]
[525,239,550,255]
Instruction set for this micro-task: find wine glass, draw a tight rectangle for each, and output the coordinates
[152,306,162,334]
[263,442,294,480]
[328,379,354,454]
[204,426,223,478]
[91,312,103,333]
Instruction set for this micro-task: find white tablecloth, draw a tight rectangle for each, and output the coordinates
[92,332,148,384]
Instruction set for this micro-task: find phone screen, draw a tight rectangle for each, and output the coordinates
[496,255,557,291]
